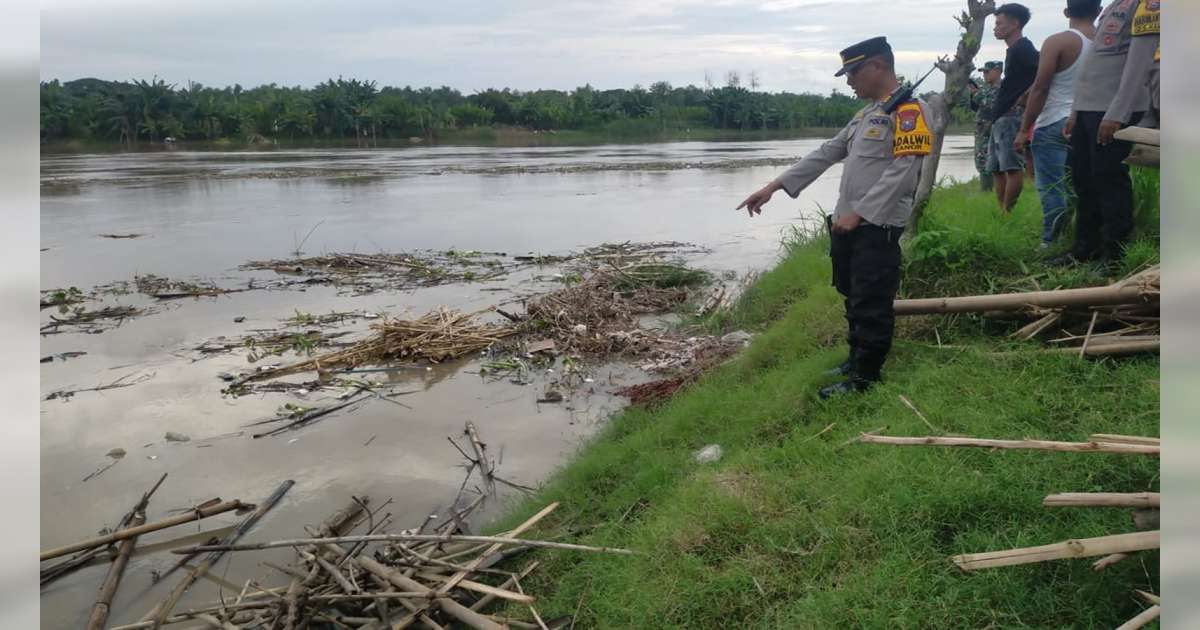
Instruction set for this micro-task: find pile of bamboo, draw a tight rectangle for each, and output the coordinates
[895,266,1160,357]
[231,308,518,385]
[123,422,631,630]
[857,431,1160,628]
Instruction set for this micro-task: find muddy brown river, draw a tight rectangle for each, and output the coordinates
[40,136,976,627]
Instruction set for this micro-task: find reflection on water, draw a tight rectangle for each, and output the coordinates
[39,137,978,628]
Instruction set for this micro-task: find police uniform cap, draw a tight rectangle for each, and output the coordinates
[835,36,892,77]
[977,61,1004,73]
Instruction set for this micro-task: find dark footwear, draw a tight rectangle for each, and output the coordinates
[1047,252,1088,267]
[824,359,852,377]
[818,377,875,400]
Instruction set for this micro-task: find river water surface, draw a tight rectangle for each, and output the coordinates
[40,136,976,627]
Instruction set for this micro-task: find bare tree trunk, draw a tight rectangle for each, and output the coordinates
[909,0,996,234]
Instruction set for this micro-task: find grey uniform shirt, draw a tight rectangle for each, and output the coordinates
[772,98,929,229]
[1073,0,1150,116]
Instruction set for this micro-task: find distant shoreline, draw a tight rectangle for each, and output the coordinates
[41,124,973,155]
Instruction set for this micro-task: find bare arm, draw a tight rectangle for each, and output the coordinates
[1020,33,1066,136]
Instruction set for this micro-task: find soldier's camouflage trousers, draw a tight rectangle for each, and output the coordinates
[974,123,993,174]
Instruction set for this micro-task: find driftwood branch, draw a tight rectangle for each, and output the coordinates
[42,499,248,561]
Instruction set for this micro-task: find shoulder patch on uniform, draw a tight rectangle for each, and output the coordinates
[892,102,932,157]
[1132,0,1160,36]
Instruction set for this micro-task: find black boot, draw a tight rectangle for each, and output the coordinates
[824,358,853,377]
[818,375,876,400]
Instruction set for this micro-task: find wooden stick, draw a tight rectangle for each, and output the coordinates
[413,570,533,604]
[1115,604,1160,630]
[837,425,887,449]
[86,510,147,629]
[1136,590,1161,605]
[469,561,540,612]
[1043,493,1160,508]
[1045,339,1159,357]
[1091,552,1130,571]
[42,499,247,561]
[800,423,836,445]
[143,480,294,628]
[952,531,1159,571]
[173,533,633,557]
[1011,310,1061,340]
[858,434,1159,455]
[1113,126,1160,146]
[898,395,938,432]
[435,502,560,597]
[1089,434,1159,446]
[356,557,503,630]
[1079,310,1099,359]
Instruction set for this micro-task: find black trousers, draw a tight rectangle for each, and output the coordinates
[1069,110,1143,260]
[829,220,903,380]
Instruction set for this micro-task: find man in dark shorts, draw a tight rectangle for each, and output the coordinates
[986,3,1040,212]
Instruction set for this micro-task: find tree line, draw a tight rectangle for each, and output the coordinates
[40,74,879,145]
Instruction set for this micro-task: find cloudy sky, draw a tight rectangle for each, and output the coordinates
[41,0,1075,95]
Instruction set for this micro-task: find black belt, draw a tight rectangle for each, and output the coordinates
[826,215,904,242]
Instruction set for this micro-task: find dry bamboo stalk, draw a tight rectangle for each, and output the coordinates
[1089,434,1160,446]
[42,499,248,561]
[356,557,503,630]
[1115,604,1160,630]
[1136,590,1161,605]
[1079,310,1100,359]
[85,511,146,630]
[952,530,1159,571]
[143,480,294,629]
[469,562,540,612]
[858,434,1159,455]
[1043,492,1160,508]
[898,395,937,432]
[1124,144,1160,168]
[1091,552,1130,571]
[1044,339,1159,357]
[1011,310,1061,340]
[173,532,632,557]
[413,570,533,604]
[435,502,560,598]
[800,423,837,445]
[1113,126,1160,146]
[894,268,1158,315]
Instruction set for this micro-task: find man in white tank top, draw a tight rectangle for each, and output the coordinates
[1017,0,1100,249]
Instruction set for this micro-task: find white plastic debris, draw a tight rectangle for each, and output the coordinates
[297,388,310,395]
[572,324,588,334]
[693,444,723,464]
[721,331,754,346]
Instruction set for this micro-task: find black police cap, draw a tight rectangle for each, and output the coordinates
[835,36,891,77]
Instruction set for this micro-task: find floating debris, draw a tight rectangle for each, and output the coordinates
[98,233,145,239]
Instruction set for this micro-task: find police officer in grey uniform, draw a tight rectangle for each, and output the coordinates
[737,37,933,399]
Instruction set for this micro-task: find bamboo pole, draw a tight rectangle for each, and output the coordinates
[1045,339,1159,357]
[857,434,1159,455]
[469,562,540,612]
[1115,604,1160,630]
[1113,126,1160,146]
[893,270,1157,315]
[86,505,151,629]
[1089,434,1159,446]
[413,571,533,604]
[172,533,633,557]
[143,480,294,629]
[952,530,1159,571]
[1042,492,1160,508]
[435,502,559,598]
[356,557,503,630]
[42,499,247,561]
[1136,590,1161,605]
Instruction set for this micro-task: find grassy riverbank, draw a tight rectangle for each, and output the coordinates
[493,174,1160,628]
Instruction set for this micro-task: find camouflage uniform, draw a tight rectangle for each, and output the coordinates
[969,83,998,190]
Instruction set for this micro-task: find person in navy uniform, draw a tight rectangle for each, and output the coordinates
[736,36,933,399]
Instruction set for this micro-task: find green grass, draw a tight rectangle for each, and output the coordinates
[489,174,1160,629]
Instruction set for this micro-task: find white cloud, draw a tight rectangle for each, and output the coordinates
[40,0,1079,95]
